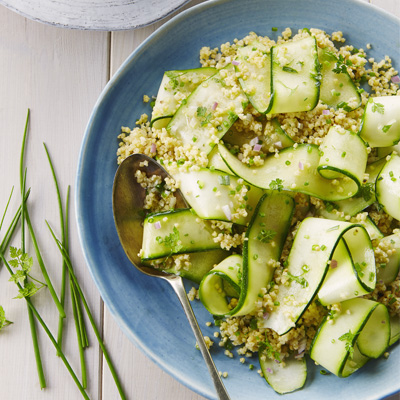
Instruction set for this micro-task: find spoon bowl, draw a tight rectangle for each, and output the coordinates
[112,153,231,400]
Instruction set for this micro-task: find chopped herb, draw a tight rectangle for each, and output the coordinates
[272,27,278,31]
[196,106,207,117]
[355,182,375,202]
[259,339,281,362]
[341,151,347,158]
[382,124,392,133]
[218,175,231,186]
[337,101,353,112]
[371,101,385,114]
[256,229,277,243]
[0,305,12,331]
[332,55,348,74]
[269,178,284,192]
[339,330,357,358]
[283,66,298,74]
[197,180,205,189]
[287,271,308,288]
[388,296,396,305]
[369,272,375,282]
[250,318,258,330]
[285,160,291,165]
[160,227,183,254]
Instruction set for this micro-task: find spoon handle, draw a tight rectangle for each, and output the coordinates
[168,276,231,400]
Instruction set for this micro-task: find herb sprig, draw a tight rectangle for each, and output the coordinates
[0,110,126,399]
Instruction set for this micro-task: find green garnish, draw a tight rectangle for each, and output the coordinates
[287,271,308,288]
[355,182,374,202]
[382,124,392,133]
[283,66,298,74]
[218,175,231,186]
[354,262,366,277]
[269,178,284,192]
[338,329,357,358]
[0,305,13,331]
[259,339,281,362]
[371,101,385,114]
[256,229,277,243]
[332,55,348,74]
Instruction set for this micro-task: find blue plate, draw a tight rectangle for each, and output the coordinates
[76,0,400,399]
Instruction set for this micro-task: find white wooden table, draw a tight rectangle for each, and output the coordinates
[0,1,398,399]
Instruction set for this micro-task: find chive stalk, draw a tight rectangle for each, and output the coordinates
[19,110,46,389]
[19,113,65,318]
[44,143,69,354]
[0,254,90,400]
[47,224,127,400]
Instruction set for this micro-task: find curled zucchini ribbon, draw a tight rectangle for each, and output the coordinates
[218,125,367,202]
[199,192,295,317]
[263,217,375,335]
[310,298,390,377]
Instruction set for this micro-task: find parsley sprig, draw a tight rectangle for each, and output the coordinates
[355,182,375,202]
[0,305,13,331]
[256,229,277,243]
[197,106,213,127]
[371,101,385,114]
[8,247,46,298]
[0,110,126,399]
[332,55,348,74]
[269,178,284,192]
[338,329,358,358]
[259,338,281,362]
[157,226,183,254]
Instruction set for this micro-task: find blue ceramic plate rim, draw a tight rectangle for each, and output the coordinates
[76,0,400,399]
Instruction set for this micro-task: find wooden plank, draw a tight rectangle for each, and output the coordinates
[0,5,109,399]
[371,0,400,17]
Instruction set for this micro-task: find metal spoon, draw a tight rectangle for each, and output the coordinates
[112,153,231,400]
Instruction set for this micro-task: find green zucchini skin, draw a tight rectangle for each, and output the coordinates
[259,352,307,394]
[141,209,221,260]
[269,36,320,114]
[235,41,272,114]
[167,64,248,155]
[310,298,390,377]
[198,192,294,317]
[173,168,263,225]
[375,153,400,221]
[377,233,400,285]
[318,48,361,111]
[359,96,400,148]
[144,249,230,284]
[218,143,361,202]
[151,67,217,128]
[263,218,375,335]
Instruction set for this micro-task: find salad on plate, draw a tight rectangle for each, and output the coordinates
[115,27,400,394]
